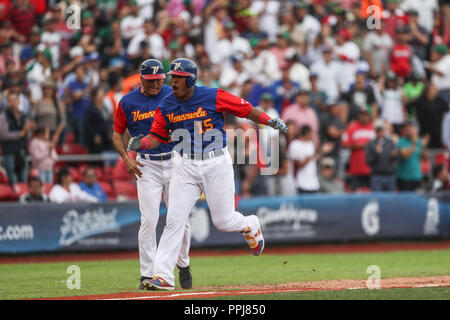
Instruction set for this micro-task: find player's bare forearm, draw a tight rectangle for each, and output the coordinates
[112,131,130,160]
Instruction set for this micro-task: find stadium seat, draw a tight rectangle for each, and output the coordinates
[113,180,137,200]
[355,187,372,193]
[112,158,131,180]
[69,167,82,182]
[56,143,88,155]
[13,183,28,196]
[99,181,116,200]
[0,169,9,184]
[0,184,14,201]
[43,183,53,195]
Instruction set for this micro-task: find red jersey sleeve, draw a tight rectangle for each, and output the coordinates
[341,123,354,147]
[216,88,252,118]
[113,102,127,134]
[149,107,170,143]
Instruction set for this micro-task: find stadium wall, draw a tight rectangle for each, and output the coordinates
[0,192,449,254]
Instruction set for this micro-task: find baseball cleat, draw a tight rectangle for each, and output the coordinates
[144,276,175,291]
[243,216,265,256]
[139,276,152,290]
[178,265,193,289]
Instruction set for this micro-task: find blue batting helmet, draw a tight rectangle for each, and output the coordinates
[140,59,165,80]
[167,58,197,87]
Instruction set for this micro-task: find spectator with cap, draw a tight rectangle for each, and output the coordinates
[335,28,360,94]
[310,45,340,104]
[41,15,62,69]
[411,84,448,149]
[78,166,108,202]
[396,120,429,191]
[288,125,320,194]
[378,71,407,133]
[426,44,450,105]
[383,0,408,39]
[365,118,399,191]
[282,90,319,145]
[49,166,99,203]
[26,46,52,103]
[318,157,345,194]
[19,176,49,203]
[269,65,300,114]
[0,91,34,186]
[341,105,376,191]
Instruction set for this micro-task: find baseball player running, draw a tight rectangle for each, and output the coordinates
[112,59,193,290]
[127,58,288,290]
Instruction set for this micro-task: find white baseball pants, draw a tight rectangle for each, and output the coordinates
[153,149,260,286]
[136,156,191,278]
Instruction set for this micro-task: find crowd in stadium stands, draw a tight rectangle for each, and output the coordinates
[0,0,450,202]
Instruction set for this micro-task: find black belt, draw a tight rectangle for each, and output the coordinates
[140,153,172,161]
[180,148,225,160]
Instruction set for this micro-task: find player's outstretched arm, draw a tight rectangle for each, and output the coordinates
[127,134,161,152]
[245,108,288,133]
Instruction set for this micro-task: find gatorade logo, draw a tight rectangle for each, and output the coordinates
[361,201,380,236]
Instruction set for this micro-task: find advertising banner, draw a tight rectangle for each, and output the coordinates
[0,193,449,253]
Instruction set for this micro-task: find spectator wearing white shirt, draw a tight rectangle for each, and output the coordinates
[334,29,360,94]
[294,2,321,44]
[400,0,439,33]
[213,20,252,67]
[40,16,62,69]
[427,44,450,105]
[49,167,98,204]
[310,45,340,103]
[120,1,145,43]
[244,39,280,88]
[219,53,250,97]
[127,20,166,61]
[288,125,320,193]
[249,0,280,43]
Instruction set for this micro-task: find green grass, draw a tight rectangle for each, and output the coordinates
[1,249,449,300]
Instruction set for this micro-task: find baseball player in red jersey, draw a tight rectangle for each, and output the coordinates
[112,59,193,290]
[128,58,288,290]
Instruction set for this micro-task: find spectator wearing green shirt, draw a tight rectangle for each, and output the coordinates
[403,73,424,104]
[397,121,429,191]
